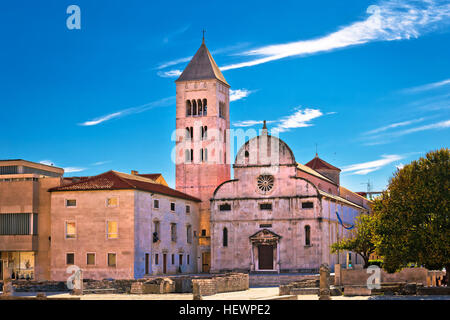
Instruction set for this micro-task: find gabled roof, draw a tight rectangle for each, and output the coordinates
[175,41,229,86]
[49,170,201,202]
[318,190,365,210]
[296,163,336,185]
[305,155,341,171]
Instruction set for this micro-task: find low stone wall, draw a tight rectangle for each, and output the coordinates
[250,274,328,287]
[192,273,249,297]
[130,278,175,294]
[1,281,68,293]
[338,267,429,286]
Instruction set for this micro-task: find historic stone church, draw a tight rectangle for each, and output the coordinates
[174,39,371,274]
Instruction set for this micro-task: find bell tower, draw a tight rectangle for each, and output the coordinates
[175,38,230,272]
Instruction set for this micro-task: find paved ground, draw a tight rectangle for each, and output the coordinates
[7,287,450,300]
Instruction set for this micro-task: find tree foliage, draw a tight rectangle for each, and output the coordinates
[372,148,450,274]
[331,213,376,268]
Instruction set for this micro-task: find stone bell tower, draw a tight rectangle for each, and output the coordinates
[175,38,230,272]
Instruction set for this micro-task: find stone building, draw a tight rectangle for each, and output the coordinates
[209,127,370,273]
[48,170,200,280]
[174,39,231,272]
[0,159,64,280]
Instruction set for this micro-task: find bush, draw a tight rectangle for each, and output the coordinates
[368,259,383,267]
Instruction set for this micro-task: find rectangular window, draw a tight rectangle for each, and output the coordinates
[186,205,190,214]
[259,224,272,228]
[186,225,192,244]
[0,213,31,235]
[153,220,160,243]
[201,229,206,237]
[153,199,159,209]
[145,253,150,274]
[259,203,272,210]
[219,203,231,211]
[66,199,77,207]
[66,253,74,265]
[171,223,177,242]
[87,253,95,265]
[106,197,118,207]
[155,254,159,265]
[187,255,190,265]
[65,221,76,239]
[108,253,116,267]
[302,202,314,209]
[170,202,176,212]
[179,254,183,266]
[107,221,118,239]
[172,254,175,265]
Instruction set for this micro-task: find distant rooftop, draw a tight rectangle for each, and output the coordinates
[0,159,64,177]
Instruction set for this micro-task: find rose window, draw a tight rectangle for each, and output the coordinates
[257,175,274,193]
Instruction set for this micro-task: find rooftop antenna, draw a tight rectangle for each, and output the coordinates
[360,179,373,200]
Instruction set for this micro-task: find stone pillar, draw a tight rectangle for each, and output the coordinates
[276,242,280,272]
[250,244,255,271]
[334,264,341,286]
[318,263,331,300]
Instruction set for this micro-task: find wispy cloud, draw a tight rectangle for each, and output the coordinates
[156,57,192,70]
[362,118,450,145]
[156,70,182,78]
[40,160,86,173]
[91,160,111,166]
[229,89,254,102]
[342,154,404,175]
[79,97,175,126]
[233,107,334,131]
[163,25,190,44]
[220,0,450,71]
[63,167,86,173]
[364,118,426,135]
[401,78,450,93]
[275,108,324,132]
[233,120,277,127]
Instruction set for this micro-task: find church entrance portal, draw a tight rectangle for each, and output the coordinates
[258,245,274,270]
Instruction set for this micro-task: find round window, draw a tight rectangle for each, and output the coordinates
[257,175,274,193]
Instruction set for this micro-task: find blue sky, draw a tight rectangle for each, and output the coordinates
[1,0,449,192]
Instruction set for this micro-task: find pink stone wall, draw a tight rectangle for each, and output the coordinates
[50,190,136,280]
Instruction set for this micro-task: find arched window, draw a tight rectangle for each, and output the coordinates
[192,100,197,116]
[197,99,203,116]
[201,126,207,140]
[203,99,207,115]
[305,225,311,246]
[186,100,191,116]
[223,227,228,247]
[185,127,191,140]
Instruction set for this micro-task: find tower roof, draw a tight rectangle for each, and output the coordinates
[175,42,229,86]
[304,155,341,171]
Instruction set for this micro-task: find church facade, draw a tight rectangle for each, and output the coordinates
[175,40,371,274]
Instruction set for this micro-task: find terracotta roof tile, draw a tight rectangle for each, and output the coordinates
[49,170,201,202]
[305,155,341,171]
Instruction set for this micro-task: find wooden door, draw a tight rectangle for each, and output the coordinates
[258,245,274,270]
[202,252,210,273]
[163,254,167,274]
[145,253,150,275]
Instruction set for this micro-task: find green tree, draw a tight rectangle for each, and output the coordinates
[331,213,376,268]
[372,148,450,279]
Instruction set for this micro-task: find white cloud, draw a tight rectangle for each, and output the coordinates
[275,108,324,132]
[91,160,111,166]
[402,78,450,93]
[395,119,450,135]
[229,89,254,102]
[232,107,334,131]
[396,163,405,170]
[39,160,54,166]
[364,118,426,135]
[63,167,86,173]
[157,70,182,78]
[220,1,450,71]
[79,97,175,126]
[342,154,404,175]
[233,120,276,127]
[156,57,192,70]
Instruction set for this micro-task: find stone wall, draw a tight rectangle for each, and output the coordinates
[338,267,429,286]
[192,273,249,296]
